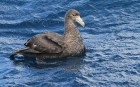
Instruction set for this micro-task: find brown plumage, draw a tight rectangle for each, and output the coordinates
[10,9,86,60]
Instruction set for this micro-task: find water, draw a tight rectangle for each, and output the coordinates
[0,0,140,87]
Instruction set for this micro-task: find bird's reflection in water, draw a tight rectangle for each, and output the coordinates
[63,56,85,71]
[11,54,85,70]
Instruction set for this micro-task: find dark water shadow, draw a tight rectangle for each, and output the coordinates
[10,55,85,70]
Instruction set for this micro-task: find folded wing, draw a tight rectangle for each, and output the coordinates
[24,32,64,53]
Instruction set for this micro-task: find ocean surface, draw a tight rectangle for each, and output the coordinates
[0,0,140,87]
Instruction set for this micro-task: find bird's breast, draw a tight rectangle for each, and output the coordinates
[63,39,85,56]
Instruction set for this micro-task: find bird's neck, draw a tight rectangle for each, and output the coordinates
[64,20,80,38]
[63,19,84,55]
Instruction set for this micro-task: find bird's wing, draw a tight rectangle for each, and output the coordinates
[24,32,64,53]
[43,32,64,46]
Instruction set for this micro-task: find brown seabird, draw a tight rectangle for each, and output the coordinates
[10,9,86,60]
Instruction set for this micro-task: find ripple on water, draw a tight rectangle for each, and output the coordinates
[0,0,140,87]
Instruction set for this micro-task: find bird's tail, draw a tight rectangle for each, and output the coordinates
[10,47,40,59]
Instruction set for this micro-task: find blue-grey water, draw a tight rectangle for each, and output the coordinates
[0,0,140,87]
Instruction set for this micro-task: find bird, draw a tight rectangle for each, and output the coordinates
[10,9,86,60]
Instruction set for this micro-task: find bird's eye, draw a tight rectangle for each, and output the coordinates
[72,13,79,16]
[72,14,75,16]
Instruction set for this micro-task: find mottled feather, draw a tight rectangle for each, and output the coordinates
[24,33,63,53]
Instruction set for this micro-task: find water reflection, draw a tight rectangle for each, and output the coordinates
[11,55,85,70]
